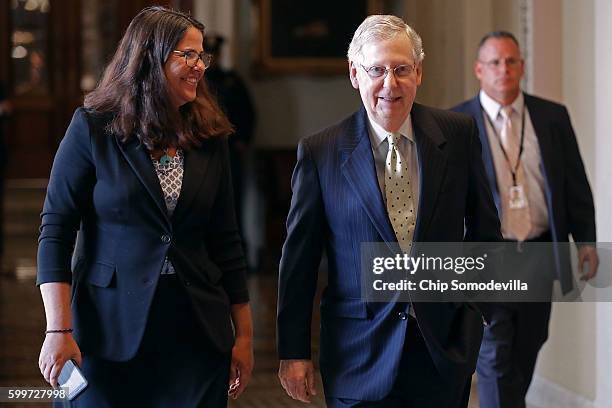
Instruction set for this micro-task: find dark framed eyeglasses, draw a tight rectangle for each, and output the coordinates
[360,63,416,79]
[172,50,212,68]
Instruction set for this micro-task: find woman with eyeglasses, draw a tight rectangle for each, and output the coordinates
[36,7,253,406]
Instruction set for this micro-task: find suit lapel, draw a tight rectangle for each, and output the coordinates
[171,141,215,223]
[115,136,171,227]
[341,108,397,246]
[468,96,501,212]
[411,104,448,242]
[524,94,555,184]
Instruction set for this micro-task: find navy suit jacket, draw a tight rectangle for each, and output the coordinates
[452,93,596,292]
[277,105,502,400]
[37,108,249,361]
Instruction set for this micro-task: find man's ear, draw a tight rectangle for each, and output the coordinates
[349,61,359,89]
[474,60,483,81]
[415,62,423,87]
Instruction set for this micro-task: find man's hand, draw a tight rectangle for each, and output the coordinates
[578,245,599,281]
[278,359,317,403]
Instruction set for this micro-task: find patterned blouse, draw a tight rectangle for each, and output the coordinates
[151,148,184,274]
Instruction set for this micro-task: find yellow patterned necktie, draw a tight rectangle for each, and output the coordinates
[385,133,416,252]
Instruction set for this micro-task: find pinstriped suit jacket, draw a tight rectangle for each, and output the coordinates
[277,104,502,400]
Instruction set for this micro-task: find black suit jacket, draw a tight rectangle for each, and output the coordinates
[452,93,596,292]
[277,105,502,400]
[37,108,248,361]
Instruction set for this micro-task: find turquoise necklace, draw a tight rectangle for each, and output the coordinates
[159,148,172,165]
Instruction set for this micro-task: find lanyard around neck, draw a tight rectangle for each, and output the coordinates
[481,103,526,186]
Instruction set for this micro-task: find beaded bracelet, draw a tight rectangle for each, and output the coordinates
[45,328,73,334]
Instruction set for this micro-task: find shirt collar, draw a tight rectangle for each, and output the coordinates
[367,114,415,149]
[479,89,524,121]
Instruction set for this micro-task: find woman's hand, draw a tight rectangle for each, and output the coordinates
[38,282,78,387]
[228,337,253,399]
[39,333,82,387]
[228,302,253,399]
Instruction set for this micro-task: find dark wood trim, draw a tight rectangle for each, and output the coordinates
[1,0,199,178]
[0,3,9,84]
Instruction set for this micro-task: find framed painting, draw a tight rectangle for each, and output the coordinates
[254,0,383,75]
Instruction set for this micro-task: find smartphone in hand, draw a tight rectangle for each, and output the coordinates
[58,359,88,400]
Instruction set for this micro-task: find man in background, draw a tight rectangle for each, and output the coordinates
[204,34,256,233]
[453,31,598,408]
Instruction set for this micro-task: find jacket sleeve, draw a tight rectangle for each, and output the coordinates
[558,106,596,243]
[462,117,502,322]
[37,108,95,285]
[277,138,325,360]
[207,137,250,304]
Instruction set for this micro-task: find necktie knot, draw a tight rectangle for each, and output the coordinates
[500,105,514,120]
[388,133,402,149]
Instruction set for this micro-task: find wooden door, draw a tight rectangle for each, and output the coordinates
[0,0,192,179]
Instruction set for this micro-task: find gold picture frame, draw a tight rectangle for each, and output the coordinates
[254,0,383,76]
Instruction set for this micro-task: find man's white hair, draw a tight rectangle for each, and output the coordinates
[347,15,425,65]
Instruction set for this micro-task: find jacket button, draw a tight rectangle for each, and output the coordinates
[161,234,171,243]
[184,280,191,286]
[398,312,407,320]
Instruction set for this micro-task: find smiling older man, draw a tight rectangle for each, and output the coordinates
[276,15,502,407]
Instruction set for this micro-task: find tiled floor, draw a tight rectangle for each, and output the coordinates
[0,181,479,407]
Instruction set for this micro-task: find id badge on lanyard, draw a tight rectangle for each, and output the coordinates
[509,184,527,209]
